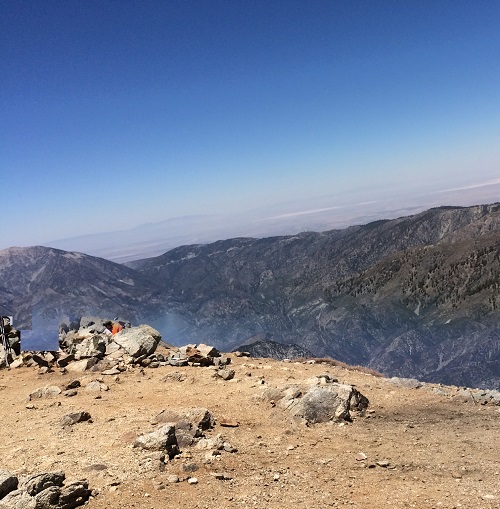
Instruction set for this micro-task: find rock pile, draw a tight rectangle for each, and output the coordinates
[5,317,230,375]
[0,470,91,509]
[132,407,238,475]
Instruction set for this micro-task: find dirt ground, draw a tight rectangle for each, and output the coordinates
[1,351,499,509]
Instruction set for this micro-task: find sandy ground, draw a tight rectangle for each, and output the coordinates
[1,351,499,509]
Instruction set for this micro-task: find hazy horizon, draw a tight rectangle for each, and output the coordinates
[22,180,500,262]
[2,1,500,252]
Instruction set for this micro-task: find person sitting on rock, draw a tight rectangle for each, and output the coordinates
[103,320,123,335]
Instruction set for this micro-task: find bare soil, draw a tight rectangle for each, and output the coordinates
[1,351,499,509]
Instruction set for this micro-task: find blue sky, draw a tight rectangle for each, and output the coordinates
[1,0,500,248]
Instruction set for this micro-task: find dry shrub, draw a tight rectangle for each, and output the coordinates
[292,357,385,378]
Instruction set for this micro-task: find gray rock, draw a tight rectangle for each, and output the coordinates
[28,387,61,401]
[65,358,98,373]
[133,424,179,459]
[213,368,235,381]
[57,479,91,509]
[21,472,65,496]
[60,412,91,427]
[263,382,369,423]
[62,390,77,398]
[73,336,106,360]
[101,367,120,376]
[112,325,161,358]
[0,469,18,499]
[154,407,215,431]
[0,489,36,509]
[33,486,60,508]
[196,344,220,358]
[85,380,104,392]
[167,355,188,367]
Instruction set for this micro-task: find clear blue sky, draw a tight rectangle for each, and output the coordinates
[1,0,500,247]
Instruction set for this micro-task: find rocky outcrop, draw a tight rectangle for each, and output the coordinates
[263,377,369,423]
[0,470,90,509]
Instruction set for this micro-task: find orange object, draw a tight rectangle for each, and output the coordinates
[112,322,123,335]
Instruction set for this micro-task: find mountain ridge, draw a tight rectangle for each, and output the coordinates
[1,203,500,388]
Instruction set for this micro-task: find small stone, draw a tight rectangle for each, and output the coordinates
[223,442,237,453]
[65,379,81,390]
[182,463,199,473]
[187,477,198,485]
[102,367,121,375]
[167,475,179,484]
[211,472,232,480]
[219,419,239,427]
[355,452,367,461]
[61,411,92,427]
[376,459,390,467]
[63,389,78,397]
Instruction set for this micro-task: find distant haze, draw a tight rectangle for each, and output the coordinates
[45,179,500,262]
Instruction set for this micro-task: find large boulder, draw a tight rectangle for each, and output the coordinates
[112,325,161,358]
[134,424,179,459]
[20,472,65,496]
[263,381,369,423]
[73,336,107,360]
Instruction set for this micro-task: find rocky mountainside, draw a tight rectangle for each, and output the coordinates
[2,204,500,388]
[0,246,166,348]
[130,203,500,389]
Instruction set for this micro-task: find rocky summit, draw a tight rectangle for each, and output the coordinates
[0,330,499,509]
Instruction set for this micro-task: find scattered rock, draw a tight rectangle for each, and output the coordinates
[28,386,61,401]
[219,419,239,427]
[210,472,232,480]
[101,366,121,376]
[61,412,92,427]
[65,380,81,390]
[213,368,235,381]
[133,424,180,458]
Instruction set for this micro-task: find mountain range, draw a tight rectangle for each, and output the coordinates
[2,203,499,389]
